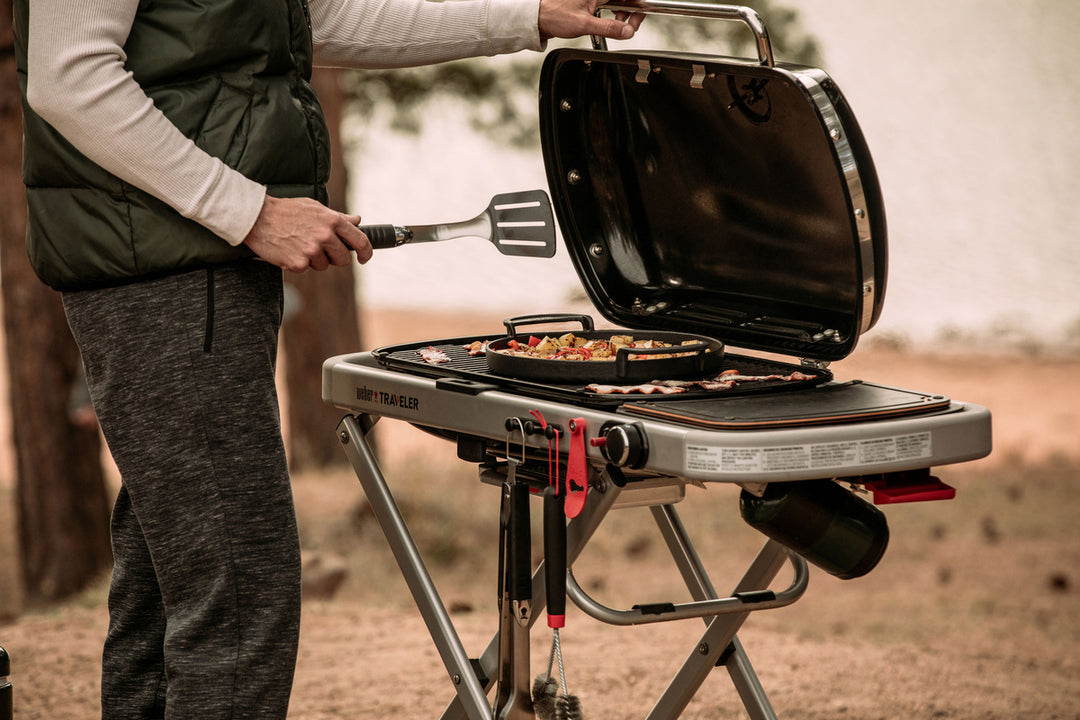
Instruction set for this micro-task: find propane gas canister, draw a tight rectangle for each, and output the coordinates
[739,479,889,580]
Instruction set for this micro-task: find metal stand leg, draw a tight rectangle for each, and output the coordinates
[336,415,492,720]
[440,471,625,720]
[648,504,787,720]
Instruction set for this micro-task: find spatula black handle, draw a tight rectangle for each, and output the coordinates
[357,224,409,249]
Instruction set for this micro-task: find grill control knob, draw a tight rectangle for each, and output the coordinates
[592,423,648,469]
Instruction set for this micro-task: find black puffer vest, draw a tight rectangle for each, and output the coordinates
[13,0,331,291]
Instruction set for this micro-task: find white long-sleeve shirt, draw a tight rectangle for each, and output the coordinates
[25,0,544,246]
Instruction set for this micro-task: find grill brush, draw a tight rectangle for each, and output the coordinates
[533,628,584,720]
[532,674,558,719]
[532,484,584,720]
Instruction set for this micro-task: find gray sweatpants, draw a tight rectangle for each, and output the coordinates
[62,260,300,720]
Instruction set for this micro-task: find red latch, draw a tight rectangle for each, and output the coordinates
[862,471,956,505]
[565,418,588,518]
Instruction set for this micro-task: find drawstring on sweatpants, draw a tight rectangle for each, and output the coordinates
[204,267,215,353]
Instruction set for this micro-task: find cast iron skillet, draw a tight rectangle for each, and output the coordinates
[485,313,724,384]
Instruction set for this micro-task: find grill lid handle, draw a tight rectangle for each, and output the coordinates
[595,1,773,67]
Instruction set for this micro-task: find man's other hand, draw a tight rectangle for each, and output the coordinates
[539,0,645,41]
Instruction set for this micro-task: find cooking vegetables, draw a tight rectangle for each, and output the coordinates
[492,333,709,362]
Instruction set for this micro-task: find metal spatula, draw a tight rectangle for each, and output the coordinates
[358,189,556,258]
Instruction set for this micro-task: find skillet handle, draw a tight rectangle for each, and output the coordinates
[613,340,713,377]
[502,313,595,339]
[596,1,773,67]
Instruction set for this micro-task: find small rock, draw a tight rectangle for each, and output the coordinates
[302,552,348,600]
[624,535,651,559]
[1048,572,1070,593]
[980,516,1001,544]
[448,599,474,614]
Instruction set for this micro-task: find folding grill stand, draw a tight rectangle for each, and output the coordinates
[336,413,810,720]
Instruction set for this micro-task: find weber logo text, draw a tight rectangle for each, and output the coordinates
[356,385,420,411]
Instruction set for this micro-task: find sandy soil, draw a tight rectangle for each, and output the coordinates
[2,308,1078,719]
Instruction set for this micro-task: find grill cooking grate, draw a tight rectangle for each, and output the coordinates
[373,336,831,409]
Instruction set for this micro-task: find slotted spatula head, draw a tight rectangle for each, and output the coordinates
[358,189,558,258]
[486,190,557,258]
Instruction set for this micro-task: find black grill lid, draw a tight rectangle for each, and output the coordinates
[538,21,886,362]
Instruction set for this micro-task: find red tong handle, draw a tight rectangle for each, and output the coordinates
[565,418,588,518]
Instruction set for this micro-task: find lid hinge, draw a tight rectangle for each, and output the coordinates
[691,64,707,89]
[635,59,652,84]
[800,358,831,370]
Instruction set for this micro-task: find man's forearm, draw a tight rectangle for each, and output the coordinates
[310,0,543,68]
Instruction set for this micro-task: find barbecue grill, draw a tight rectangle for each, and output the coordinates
[322,4,992,718]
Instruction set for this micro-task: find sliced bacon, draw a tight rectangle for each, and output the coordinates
[416,346,451,364]
[712,369,814,383]
[585,369,812,395]
[698,379,737,391]
[462,340,488,356]
[651,379,698,388]
[585,383,687,395]
[718,373,783,382]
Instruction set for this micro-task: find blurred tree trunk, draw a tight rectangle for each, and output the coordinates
[0,6,112,603]
[282,68,364,471]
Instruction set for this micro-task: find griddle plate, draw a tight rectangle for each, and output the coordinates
[624,381,952,429]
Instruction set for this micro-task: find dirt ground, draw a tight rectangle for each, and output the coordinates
[2,308,1079,719]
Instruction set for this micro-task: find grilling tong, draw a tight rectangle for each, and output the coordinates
[496,430,535,720]
[358,190,557,258]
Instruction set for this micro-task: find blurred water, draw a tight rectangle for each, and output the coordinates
[349,0,1080,350]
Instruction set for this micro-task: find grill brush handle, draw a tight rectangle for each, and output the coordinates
[543,485,567,629]
[596,1,773,67]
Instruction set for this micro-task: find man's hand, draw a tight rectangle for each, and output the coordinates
[538,0,645,41]
[242,195,373,273]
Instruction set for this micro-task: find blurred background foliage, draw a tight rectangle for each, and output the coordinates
[340,0,821,148]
